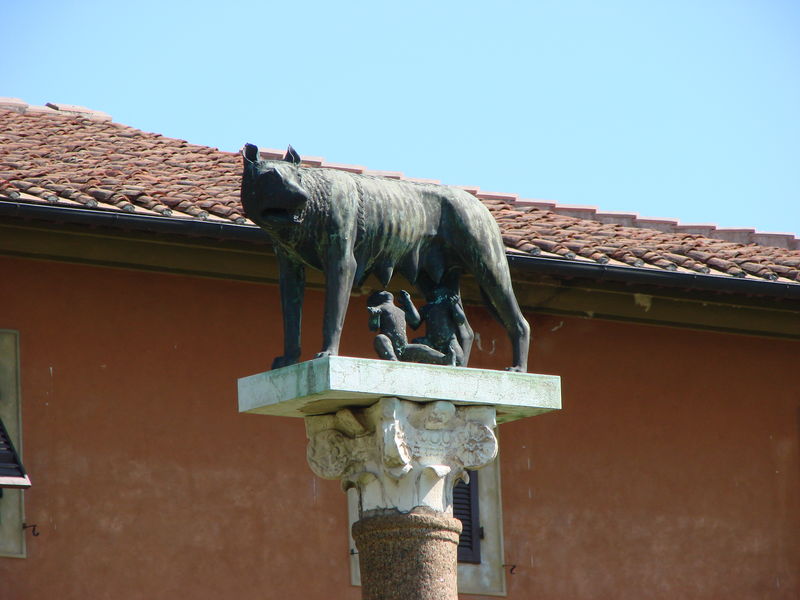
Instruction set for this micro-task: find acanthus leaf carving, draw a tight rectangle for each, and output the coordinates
[305,397,497,516]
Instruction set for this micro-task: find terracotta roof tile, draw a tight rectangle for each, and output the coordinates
[1,101,799,284]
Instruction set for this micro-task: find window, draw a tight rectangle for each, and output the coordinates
[454,470,481,564]
[0,417,30,488]
[0,330,26,558]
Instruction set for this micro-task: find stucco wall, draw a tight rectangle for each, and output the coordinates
[0,255,797,599]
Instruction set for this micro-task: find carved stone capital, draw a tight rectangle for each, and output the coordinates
[305,398,497,515]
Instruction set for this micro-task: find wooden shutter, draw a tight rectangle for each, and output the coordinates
[0,418,30,489]
[453,470,481,564]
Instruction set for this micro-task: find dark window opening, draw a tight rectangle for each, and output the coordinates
[454,470,481,564]
[0,418,30,490]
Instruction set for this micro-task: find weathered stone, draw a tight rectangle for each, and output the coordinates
[305,397,497,514]
[238,355,561,425]
[237,357,564,600]
[352,508,461,600]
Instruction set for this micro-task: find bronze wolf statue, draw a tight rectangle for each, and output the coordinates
[240,144,530,371]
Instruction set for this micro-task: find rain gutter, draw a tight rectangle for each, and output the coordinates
[1,199,799,301]
[506,254,800,301]
[0,199,268,243]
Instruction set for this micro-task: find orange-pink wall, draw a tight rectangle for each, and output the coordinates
[0,255,797,599]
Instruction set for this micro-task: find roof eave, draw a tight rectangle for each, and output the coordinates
[0,198,268,243]
[507,254,800,301]
[2,199,798,301]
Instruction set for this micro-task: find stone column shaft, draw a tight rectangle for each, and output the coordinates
[352,509,461,600]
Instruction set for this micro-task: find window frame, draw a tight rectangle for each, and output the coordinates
[0,330,26,559]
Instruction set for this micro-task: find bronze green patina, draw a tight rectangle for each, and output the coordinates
[406,285,468,367]
[367,290,447,364]
[367,289,467,366]
[241,144,530,372]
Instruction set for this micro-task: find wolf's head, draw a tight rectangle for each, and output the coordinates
[241,144,310,226]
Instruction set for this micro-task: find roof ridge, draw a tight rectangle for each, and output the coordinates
[512,201,799,250]
[2,99,795,249]
[2,100,799,284]
[256,146,798,251]
[0,98,112,122]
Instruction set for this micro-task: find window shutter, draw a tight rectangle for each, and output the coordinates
[0,418,30,489]
[453,470,481,564]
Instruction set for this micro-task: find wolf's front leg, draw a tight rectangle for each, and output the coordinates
[318,248,357,358]
[273,252,305,369]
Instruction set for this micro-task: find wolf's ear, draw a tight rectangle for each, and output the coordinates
[284,145,301,165]
[242,143,259,163]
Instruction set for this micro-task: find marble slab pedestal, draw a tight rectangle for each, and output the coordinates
[239,356,561,600]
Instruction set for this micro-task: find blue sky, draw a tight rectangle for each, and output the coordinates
[4,0,799,234]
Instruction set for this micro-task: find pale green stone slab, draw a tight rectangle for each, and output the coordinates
[238,356,561,424]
